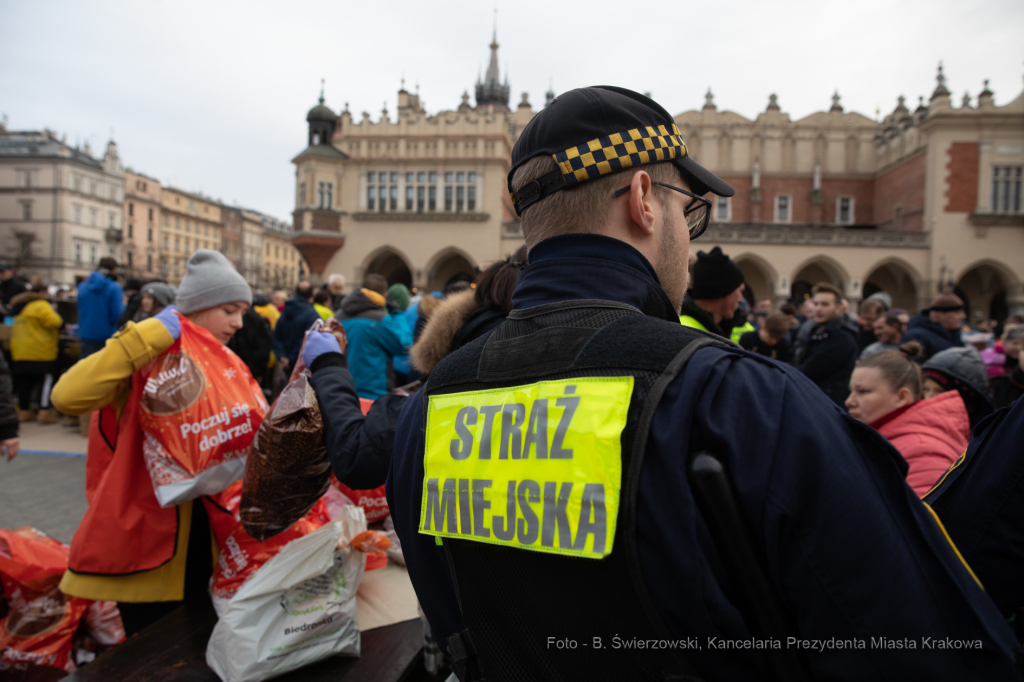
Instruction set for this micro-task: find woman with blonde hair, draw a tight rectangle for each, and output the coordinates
[846,341,969,496]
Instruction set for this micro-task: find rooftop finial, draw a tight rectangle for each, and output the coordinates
[319,78,325,105]
[830,90,843,112]
[931,61,951,99]
[704,88,715,108]
[492,8,497,45]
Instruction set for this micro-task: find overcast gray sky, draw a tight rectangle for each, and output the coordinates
[2,0,1022,221]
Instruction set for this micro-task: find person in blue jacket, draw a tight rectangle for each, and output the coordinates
[334,273,410,399]
[902,293,966,360]
[385,86,1019,680]
[271,281,320,371]
[76,256,125,357]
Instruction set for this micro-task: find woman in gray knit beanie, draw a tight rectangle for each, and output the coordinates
[175,249,252,344]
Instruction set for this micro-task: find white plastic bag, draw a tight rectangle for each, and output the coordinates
[205,506,368,682]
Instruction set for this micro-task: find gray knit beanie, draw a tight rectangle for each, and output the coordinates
[175,249,251,314]
[141,282,176,307]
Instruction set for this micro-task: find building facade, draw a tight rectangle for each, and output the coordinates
[290,49,1024,320]
[221,206,243,272]
[0,127,125,287]
[123,169,162,280]
[159,187,222,285]
[683,66,1024,320]
[289,32,534,292]
[261,214,303,291]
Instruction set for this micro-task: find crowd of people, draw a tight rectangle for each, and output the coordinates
[1,86,1023,681]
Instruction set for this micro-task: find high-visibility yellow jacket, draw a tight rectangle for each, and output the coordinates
[730,321,755,344]
[679,315,707,331]
[10,293,63,362]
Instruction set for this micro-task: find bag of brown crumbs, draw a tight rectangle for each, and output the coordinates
[240,320,342,541]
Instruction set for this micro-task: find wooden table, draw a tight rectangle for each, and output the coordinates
[60,598,424,682]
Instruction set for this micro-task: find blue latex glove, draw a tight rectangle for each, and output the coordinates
[302,331,342,368]
[153,305,181,341]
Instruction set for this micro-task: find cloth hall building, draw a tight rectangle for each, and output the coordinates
[289,41,1024,320]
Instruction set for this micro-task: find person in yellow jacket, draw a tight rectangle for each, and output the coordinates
[50,250,252,636]
[10,290,63,423]
[678,246,745,341]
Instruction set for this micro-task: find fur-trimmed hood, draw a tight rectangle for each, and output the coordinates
[9,290,47,316]
[410,290,479,374]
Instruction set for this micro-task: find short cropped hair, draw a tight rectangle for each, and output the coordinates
[296,282,314,299]
[764,312,790,340]
[362,273,388,295]
[509,156,682,248]
[812,282,843,303]
[860,298,886,318]
[313,289,332,306]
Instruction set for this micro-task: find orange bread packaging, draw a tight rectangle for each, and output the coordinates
[0,528,94,671]
[139,313,268,507]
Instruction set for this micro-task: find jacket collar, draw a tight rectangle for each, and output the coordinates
[679,295,725,337]
[512,234,679,322]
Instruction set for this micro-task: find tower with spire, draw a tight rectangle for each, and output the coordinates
[475,14,510,109]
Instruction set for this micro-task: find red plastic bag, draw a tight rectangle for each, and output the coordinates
[0,528,90,672]
[140,313,268,507]
[204,482,332,614]
[329,397,391,523]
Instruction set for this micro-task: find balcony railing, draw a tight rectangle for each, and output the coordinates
[704,223,930,248]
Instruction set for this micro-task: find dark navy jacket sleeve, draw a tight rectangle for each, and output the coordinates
[310,353,407,489]
[385,389,463,652]
[926,398,1024,617]
[639,347,1017,679]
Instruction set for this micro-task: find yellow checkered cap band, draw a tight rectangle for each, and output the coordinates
[553,124,687,186]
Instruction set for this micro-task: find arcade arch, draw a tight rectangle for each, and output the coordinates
[790,256,849,304]
[862,258,921,313]
[733,254,777,307]
[362,246,413,288]
[955,260,1017,324]
[427,248,477,293]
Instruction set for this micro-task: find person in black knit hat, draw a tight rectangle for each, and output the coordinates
[678,246,745,339]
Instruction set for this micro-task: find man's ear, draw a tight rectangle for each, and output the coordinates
[628,170,655,235]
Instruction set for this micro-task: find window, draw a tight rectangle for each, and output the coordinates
[148,228,153,243]
[74,204,81,224]
[390,172,398,183]
[368,172,375,183]
[417,172,425,183]
[108,212,116,228]
[298,182,305,207]
[147,254,152,271]
[417,186,425,211]
[444,186,453,211]
[204,225,209,236]
[836,197,854,225]
[716,196,731,222]
[429,171,437,184]
[992,166,1022,213]
[89,244,97,264]
[175,237,180,252]
[174,261,179,278]
[406,172,414,183]
[21,203,31,221]
[90,208,97,226]
[128,203,134,217]
[467,186,476,211]
[428,186,436,211]
[164,215,169,226]
[389,186,398,211]
[164,235,169,249]
[185,220,191,232]
[175,217,180,229]
[775,195,791,223]
[456,186,465,212]
[444,171,477,212]
[148,207,154,221]
[23,170,32,188]
[367,185,375,210]
[406,185,414,210]
[127,252,133,268]
[74,242,82,263]
[128,224,133,238]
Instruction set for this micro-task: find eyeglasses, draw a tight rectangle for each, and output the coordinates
[613,182,712,239]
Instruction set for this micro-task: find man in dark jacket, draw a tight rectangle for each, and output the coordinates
[678,246,744,339]
[797,282,859,405]
[902,293,965,360]
[76,257,125,357]
[385,86,1018,680]
[0,263,29,316]
[926,397,1024,617]
[271,281,319,371]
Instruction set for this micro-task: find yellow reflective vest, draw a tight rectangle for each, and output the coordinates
[679,315,707,331]
[730,321,755,344]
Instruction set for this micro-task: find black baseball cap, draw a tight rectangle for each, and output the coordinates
[508,86,734,216]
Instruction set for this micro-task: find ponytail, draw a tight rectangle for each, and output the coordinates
[857,341,924,400]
